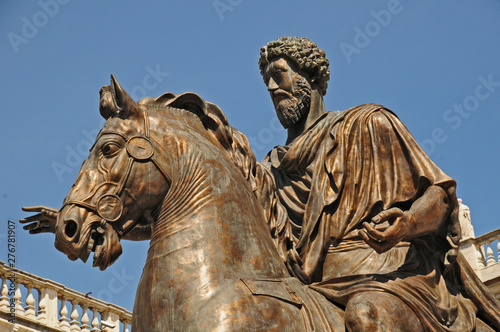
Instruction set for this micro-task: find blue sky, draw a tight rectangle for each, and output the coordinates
[1,1,500,311]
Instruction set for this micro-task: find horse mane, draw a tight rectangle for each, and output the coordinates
[138,92,308,283]
[139,92,259,189]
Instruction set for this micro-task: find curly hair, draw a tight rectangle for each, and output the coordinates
[259,37,330,96]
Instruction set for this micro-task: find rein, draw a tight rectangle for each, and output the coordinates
[62,108,171,238]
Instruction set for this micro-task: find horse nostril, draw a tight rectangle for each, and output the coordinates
[64,219,79,239]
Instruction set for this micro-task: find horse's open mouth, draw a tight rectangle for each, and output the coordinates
[77,221,122,271]
[80,226,107,268]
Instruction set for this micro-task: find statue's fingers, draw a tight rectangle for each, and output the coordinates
[22,206,49,213]
[22,221,43,231]
[372,207,404,224]
[19,213,44,223]
[363,222,386,242]
[360,229,387,253]
[44,206,59,213]
[41,209,58,220]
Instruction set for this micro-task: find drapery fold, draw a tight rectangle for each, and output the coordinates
[263,104,499,331]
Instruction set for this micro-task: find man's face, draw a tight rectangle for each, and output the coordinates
[262,57,312,129]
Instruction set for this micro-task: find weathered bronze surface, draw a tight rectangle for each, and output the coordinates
[21,37,500,331]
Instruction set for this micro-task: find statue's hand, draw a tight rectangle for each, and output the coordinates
[20,206,58,234]
[359,207,409,254]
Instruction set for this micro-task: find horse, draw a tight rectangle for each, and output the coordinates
[47,75,346,331]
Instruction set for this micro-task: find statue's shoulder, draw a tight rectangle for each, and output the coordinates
[324,104,406,139]
[343,103,389,116]
[335,103,401,126]
[325,103,388,122]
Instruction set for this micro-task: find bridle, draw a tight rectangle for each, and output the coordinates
[61,107,171,238]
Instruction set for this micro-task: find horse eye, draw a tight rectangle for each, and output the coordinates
[101,142,120,156]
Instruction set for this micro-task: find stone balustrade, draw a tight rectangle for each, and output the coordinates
[457,200,500,283]
[472,228,500,269]
[460,227,500,301]
[0,261,132,332]
[460,228,500,277]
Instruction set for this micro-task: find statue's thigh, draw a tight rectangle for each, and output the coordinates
[345,291,423,332]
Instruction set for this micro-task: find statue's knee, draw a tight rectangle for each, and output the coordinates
[345,292,423,332]
[345,296,377,330]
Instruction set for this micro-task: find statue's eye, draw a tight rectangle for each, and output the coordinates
[101,142,121,157]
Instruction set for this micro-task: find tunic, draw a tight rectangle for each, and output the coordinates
[261,104,499,331]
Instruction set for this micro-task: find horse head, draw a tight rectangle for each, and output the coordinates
[54,73,266,274]
[55,75,171,270]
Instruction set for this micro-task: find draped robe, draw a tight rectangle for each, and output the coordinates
[260,104,500,331]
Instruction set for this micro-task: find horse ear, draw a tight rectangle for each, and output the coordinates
[99,75,138,120]
[99,85,116,119]
[110,74,136,113]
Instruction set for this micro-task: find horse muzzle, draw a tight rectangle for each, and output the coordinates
[55,204,123,270]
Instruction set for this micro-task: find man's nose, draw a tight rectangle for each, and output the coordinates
[267,77,279,91]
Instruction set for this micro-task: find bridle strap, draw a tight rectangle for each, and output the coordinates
[62,107,170,239]
[115,157,134,196]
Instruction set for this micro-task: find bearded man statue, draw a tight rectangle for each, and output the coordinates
[256,36,500,331]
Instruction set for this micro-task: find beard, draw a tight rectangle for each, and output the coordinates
[275,77,312,129]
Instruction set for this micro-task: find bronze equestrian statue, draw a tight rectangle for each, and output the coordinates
[21,37,500,331]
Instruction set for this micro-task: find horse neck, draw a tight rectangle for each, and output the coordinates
[146,137,289,282]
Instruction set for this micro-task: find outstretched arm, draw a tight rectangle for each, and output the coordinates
[360,185,450,253]
[20,206,58,234]
[20,206,152,240]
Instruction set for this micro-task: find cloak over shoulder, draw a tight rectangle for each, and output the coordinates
[263,104,500,330]
[265,104,460,278]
